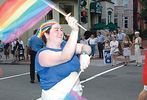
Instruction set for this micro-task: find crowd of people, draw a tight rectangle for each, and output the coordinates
[80,29,143,67]
[0,38,25,62]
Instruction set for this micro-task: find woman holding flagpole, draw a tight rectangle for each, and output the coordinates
[35,13,91,100]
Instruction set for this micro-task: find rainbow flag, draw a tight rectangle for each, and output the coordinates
[0,0,52,43]
[64,90,87,100]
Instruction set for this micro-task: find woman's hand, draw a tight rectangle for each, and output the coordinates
[80,54,90,71]
[65,13,79,32]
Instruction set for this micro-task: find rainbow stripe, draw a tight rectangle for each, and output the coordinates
[37,19,58,38]
[0,0,52,43]
[64,90,87,100]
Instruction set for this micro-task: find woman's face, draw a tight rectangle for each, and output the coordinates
[48,23,63,43]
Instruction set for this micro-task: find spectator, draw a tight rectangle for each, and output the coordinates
[4,43,10,60]
[116,29,126,55]
[11,40,16,59]
[18,38,25,61]
[133,31,142,67]
[80,36,88,45]
[87,34,97,58]
[110,35,119,66]
[122,35,132,66]
[96,31,105,58]
[0,40,4,61]
[28,29,45,83]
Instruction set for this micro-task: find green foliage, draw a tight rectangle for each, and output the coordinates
[141,29,147,39]
[141,0,147,21]
[141,9,147,20]
[141,0,147,7]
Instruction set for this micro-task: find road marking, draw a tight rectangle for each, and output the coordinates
[0,72,29,80]
[80,64,124,84]
[0,65,124,81]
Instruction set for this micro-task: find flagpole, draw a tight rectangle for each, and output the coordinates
[42,0,87,31]
[65,70,83,97]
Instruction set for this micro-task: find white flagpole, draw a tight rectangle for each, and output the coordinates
[42,0,87,31]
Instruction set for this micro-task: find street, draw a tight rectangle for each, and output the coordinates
[0,59,143,100]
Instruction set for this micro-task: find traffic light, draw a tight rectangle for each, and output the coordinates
[80,0,87,7]
[81,10,87,23]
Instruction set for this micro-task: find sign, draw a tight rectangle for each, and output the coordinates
[103,50,112,64]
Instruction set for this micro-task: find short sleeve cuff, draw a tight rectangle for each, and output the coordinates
[144,85,147,91]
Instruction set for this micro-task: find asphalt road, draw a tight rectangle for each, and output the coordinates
[0,60,143,100]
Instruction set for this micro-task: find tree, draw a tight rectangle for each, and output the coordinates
[141,0,147,22]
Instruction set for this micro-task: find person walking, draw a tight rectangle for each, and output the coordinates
[28,29,45,83]
[35,14,91,99]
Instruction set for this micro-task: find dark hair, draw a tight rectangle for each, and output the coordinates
[84,31,92,39]
[33,29,38,35]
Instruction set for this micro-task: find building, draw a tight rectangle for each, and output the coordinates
[133,0,147,31]
[0,0,115,44]
[112,0,133,33]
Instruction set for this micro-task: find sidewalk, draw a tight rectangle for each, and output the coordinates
[0,53,145,66]
[0,54,30,65]
[90,54,145,67]
[0,39,146,65]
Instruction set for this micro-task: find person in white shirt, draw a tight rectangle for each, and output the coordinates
[133,31,142,67]
[110,35,119,66]
[88,34,97,58]
[80,36,88,45]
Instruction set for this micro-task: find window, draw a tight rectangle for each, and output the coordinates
[45,11,53,20]
[124,4,128,8]
[114,18,118,26]
[123,0,128,8]
[59,2,74,24]
[108,11,112,23]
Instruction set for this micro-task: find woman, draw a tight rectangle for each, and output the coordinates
[138,51,147,100]
[110,35,119,66]
[134,31,142,67]
[87,34,97,58]
[35,14,91,99]
[122,35,132,66]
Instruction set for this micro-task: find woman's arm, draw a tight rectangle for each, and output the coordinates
[75,43,91,55]
[76,43,91,71]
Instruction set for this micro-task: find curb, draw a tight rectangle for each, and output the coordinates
[0,61,30,65]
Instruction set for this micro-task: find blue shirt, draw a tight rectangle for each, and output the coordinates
[97,34,105,43]
[28,35,45,52]
[35,41,80,90]
[117,33,125,41]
